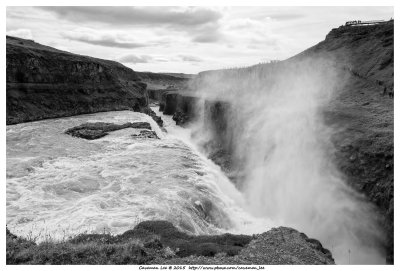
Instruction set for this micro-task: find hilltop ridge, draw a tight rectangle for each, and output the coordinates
[295,20,393,88]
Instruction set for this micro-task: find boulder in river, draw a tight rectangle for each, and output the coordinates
[172,111,190,126]
[65,122,152,140]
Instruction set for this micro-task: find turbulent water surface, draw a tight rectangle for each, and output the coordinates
[6,109,269,242]
[6,104,385,264]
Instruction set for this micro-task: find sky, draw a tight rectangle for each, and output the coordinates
[6,6,393,74]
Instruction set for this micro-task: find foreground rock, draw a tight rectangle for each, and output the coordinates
[7,220,334,265]
[65,122,152,140]
[152,227,334,265]
[6,36,149,125]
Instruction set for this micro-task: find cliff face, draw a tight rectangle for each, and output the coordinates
[306,22,394,263]
[137,71,191,104]
[187,22,393,263]
[6,36,149,125]
[296,22,393,89]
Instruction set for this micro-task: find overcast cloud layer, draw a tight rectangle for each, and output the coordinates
[6,6,393,73]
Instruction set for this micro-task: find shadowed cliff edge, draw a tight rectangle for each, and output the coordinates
[6,36,162,126]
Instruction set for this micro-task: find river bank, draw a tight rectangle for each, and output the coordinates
[7,220,334,265]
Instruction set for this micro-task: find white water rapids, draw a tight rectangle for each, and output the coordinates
[6,105,385,264]
[6,108,271,243]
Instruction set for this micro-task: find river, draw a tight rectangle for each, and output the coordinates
[6,106,386,264]
[6,108,270,242]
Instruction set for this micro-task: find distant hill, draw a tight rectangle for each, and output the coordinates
[160,72,195,79]
[136,71,192,91]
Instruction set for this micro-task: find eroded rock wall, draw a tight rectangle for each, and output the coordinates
[6,36,149,124]
[191,22,394,263]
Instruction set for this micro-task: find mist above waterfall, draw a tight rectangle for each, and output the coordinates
[190,58,386,264]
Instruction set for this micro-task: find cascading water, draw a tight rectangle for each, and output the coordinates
[189,58,387,264]
[6,57,386,264]
[6,109,270,243]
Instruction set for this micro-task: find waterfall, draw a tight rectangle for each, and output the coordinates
[190,58,386,264]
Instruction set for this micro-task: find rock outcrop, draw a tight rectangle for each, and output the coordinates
[65,122,152,140]
[158,91,199,125]
[140,107,163,127]
[172,111,191,126]
[131,130,159,139]
[160,91,180,115]
[6,36,150,125]
[138,71,199,127]
[151,226,334,265]
[137,72,192,107]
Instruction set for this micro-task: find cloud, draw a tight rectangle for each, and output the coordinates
[5,6,395,74]
[249,37,278,46]
[227,18,267,30]
[118,54,204,64]
[154,58,169,63]
[38,7,222,28]
[192,34,219,43]
[192,29,223,43]
[118,54,153,64]
[6,28,32,39]
[38,6,224,45]
[269,13,306,21]
[62,30,148,49]
[179,55,203,62]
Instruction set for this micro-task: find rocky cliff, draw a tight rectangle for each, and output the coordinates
[137,71,192,105]
[6,36,150,125]
[185,21,394,263]
[306,22,394,263]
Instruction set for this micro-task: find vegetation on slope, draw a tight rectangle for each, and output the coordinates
[6,221,252,265]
